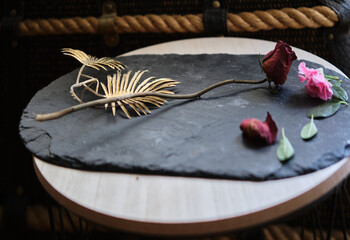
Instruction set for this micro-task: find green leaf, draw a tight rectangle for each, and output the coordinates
[332,85,348,102]
[300,115,318,140]
[331,80,342,87]
[324,74,339,81]
[317,68,324,75]
[277,128,295,162]
[306,100,342,118]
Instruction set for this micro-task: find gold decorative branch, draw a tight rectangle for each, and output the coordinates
[35,77,266,121]
[99,71,179,118]
[61,48,126,103]
[34,49,267,121]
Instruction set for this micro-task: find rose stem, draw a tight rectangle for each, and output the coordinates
[35,78,267,121]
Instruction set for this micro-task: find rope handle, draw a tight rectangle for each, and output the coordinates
[17,6,338,36]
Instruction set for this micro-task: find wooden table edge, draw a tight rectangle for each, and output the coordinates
[31,37,350,236]
[33,156,350,237]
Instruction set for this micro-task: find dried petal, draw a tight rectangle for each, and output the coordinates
[240,112,278,145]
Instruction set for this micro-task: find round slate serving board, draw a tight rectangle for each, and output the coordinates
[19,54,350,180]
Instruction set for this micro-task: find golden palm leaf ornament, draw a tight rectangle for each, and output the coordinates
[70,77,103,103]
[62,48,126,103]
[62,48,126,71]
[34,48,268,121]
[100,71,179,118]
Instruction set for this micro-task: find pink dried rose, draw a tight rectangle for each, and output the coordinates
[262,41,297,87]
[298,62,333,101]
[240,112,278,145]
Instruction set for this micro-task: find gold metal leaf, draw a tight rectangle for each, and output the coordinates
[100,71,179,118]
[62,48,126,71]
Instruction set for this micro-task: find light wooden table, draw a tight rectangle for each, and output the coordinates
[33,37,350,237]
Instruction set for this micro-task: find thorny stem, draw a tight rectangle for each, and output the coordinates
[35,78,267,121]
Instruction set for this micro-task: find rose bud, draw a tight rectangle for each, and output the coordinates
[298,62,333,101]
[262,41,297,87]
[240,112,278,145]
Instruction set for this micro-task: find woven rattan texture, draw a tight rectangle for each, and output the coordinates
[22,0,322,17]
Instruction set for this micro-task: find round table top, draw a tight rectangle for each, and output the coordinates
[33,37,350,237]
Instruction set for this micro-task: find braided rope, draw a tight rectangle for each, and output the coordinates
[227,6,338,32]
[18,6,338,36]
[19,17,99,35]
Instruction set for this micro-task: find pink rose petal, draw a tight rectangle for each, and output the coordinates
[298,62,333,101]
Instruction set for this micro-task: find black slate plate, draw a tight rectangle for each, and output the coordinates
[19,54,350,180]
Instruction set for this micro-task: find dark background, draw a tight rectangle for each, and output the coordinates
[1,0,349,239]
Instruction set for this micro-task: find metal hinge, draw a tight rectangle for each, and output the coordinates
[99,0,119,47]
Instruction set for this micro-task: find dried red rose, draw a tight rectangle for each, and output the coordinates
[262,41,297,87]
[240,112,278,145]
